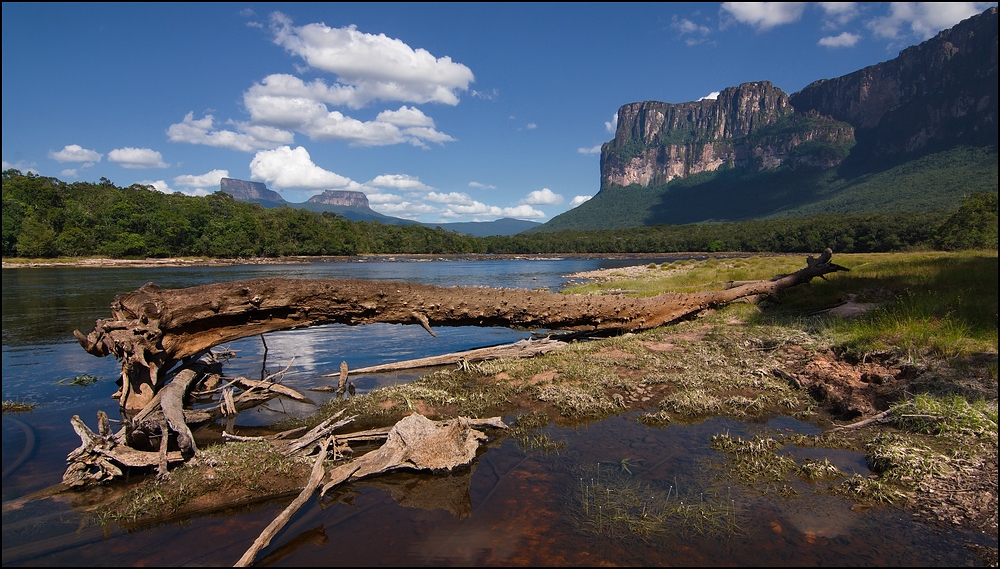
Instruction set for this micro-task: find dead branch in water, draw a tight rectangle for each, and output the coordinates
[74,249,847,411]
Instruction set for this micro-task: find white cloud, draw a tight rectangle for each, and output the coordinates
[426,191,475,205]
[721,2,807,30]
[868,2,994,40]
[468,181,496,190]
[570,195,593,207]
[60,169,78,178]
[819,31,861,47]
[366,192,405,205]
[699,91,721,100]
[525,122,537,130]
[371,200,439,219]
[249,146,358,193]
[243,74,455,147]
[819,2,860,27]
[270,12,474,108]
[521,188,564,206]
[605,113,618,134]
[49,144,102,164]
[143,179,209,196]
[2,160,39,174]
[442,201,545,220]
[671,15,712,45]
[108,147,169,169]
[375,106,435,127]
[470,88,499,100]
[174,169,230,189]
[365,173,433,192]
[167,112,293,152]
[142,179,174,194]
[578,145,603,155]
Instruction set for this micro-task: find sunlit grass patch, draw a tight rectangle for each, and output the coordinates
[99,440,305,525]
[890,393,998,440]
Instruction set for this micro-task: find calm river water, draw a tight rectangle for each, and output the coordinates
[1,256,990,566]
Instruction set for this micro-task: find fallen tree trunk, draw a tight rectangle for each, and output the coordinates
[75,250,847,410]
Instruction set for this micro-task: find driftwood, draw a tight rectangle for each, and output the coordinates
[63,412,184,487]
[321,414,507,495]
[318,337,568,378]
[235,435,333,567]
[74,250,848,411]
[236,413,505,566]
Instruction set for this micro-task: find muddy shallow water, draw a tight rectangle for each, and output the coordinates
[4,415,990,566]
[1,258,992,566]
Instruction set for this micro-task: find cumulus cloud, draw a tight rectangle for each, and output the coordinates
[441,201,545,220]
[525,122,537,130]
[174,169,230,189]
[521,188,564,206]
[570,195,593,207]
[2,160,39,174]
[48,144,102,164]
[270,12,474,108]
[108,147,169,169]
[167,112,293,152]
[141,180,174,194]
[425,191,475,205]
[375,106,435,127]
[578,145,603,155]
[819,31,861,47]
[249,146,358,193]
[818,2,860,27]
[243,74,455,147]
[365,173,434,192]
[605,113,618,134]
[699,91,721,100]
[61,169,78,178]
[721,2,807,30]
[468,181,496,190]
[868,2,993,40]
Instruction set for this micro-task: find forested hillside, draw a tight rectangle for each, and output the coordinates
[3,170,994,259]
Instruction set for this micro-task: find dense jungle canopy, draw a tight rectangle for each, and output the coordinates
[2,170,996,259]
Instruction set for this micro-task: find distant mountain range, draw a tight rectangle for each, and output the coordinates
[535,6,997,233]
[218,178,539,237]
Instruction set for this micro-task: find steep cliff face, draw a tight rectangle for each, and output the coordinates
[601,82,855,187]
[306,190,370,208]
[219,178,286,203]
[790,7,997,158]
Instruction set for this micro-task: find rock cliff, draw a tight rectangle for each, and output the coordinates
[600,7,996,189]
[790,7,997,160]
[219,178,286,203]
[306,190,370,208]
[601,82,855,188]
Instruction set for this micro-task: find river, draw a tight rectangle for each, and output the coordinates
[1,256,989,565]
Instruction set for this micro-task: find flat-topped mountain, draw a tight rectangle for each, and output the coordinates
[306,190,370,208]
[535,7,997,233]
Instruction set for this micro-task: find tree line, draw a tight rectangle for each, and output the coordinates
[3,170,995,259]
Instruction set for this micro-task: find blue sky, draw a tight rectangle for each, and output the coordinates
[3,2,995,223]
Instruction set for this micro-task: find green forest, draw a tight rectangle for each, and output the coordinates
[2,169,996,260]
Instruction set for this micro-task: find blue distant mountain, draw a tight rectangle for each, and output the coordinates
[218,178,539,236]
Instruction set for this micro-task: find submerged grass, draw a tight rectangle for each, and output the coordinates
[574,462,740,540]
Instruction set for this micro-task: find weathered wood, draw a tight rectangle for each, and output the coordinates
[319,337,568,378]
[160,369,200,456]
[320,414,507,496]
[75,250,848,410]
[235,435,332,567]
